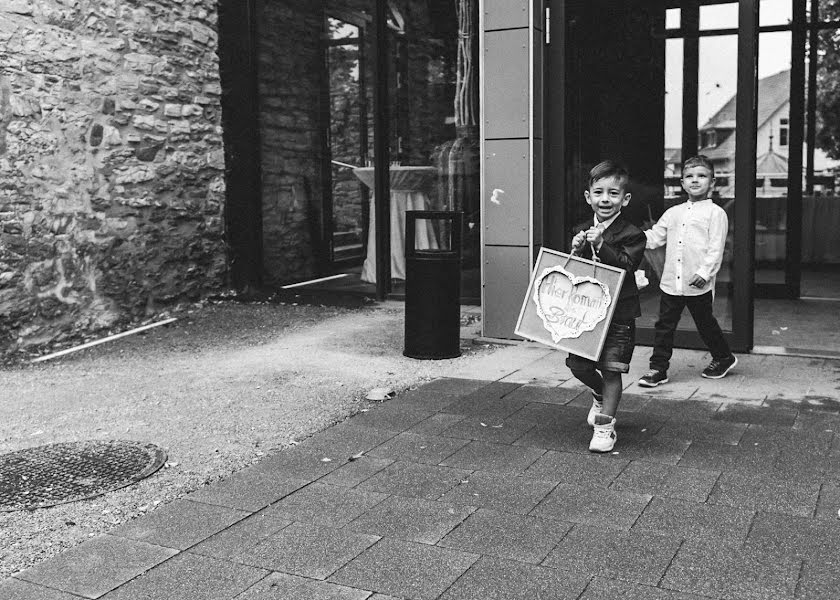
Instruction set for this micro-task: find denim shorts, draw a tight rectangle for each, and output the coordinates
[565,319,636,374]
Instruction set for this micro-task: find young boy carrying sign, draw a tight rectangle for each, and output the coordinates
[566,161,646,452]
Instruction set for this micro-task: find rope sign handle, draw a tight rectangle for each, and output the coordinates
[563,240,601,278]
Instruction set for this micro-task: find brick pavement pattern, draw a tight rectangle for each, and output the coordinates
[3,347,840,599]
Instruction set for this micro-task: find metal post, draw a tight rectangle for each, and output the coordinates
[373,0,391,299]
[681,0,699,165]
[733,0,759,351]
[546,0,566,251]
[786,0,806,297]
[805,0,819,195]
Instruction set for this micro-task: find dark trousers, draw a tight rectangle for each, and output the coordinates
[650,291,731,372]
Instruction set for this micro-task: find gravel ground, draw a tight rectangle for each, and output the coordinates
[0,298,494,578]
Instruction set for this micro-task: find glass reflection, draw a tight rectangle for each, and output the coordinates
[316,1,480,302]
[327,16,368,265]
[643,29,737,333]
[803,17,840,298]
[760,0,792,27]
[754,31,792,287]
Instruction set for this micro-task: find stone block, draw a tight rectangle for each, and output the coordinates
[357,461,470,500]
[5,1,33,16]
[439,508,570,564]
[522,449,628,485]
[440,413,536,444]
[709,471,821,517]
[238,521,379,579]
[545,524,682,586]
[13,534,177,598]
[438,556,588,600]
[263,482,389,528]
[89,123,103,146]
[440,440,546,474]
[611,461,720,503]
[633,497,754,542]
[329,538,478,600]
[163,103,182,117]
[661,538,801,599]
[108,499,249,550]
[0,577,80,600]
[366,432,470,465]
[533,482,651,530]
[189,512,291,561]
[96,552,267,600]
[235,573,371,600]
[441,468,558,513]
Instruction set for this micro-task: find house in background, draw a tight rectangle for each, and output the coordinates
[660,68,840,267]
[693,69,840,197]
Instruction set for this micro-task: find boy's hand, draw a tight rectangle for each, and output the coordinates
[571,231,586,252]
[688,274,707,288]
[585,226,604,250]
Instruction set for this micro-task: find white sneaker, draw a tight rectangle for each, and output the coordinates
[589,414,617,453]
[586,392,604,427]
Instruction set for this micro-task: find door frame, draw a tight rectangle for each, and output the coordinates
[545,0,760,352]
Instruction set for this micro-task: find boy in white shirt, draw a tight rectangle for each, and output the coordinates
[638,155,737,387]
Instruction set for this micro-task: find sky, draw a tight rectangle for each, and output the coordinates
[665,0,795,147]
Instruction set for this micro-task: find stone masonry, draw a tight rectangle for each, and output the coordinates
[0,0,227,354]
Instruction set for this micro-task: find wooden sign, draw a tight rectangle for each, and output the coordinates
[514,247,626,361]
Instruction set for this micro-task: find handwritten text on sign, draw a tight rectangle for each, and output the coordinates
[533,266,612,342]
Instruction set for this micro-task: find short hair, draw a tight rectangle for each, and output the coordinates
[588,160,630,190]
[682,154,715,178]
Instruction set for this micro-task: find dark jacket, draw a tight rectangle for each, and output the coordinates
[572,213,646,321]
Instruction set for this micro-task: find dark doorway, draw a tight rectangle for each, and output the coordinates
[548,0,759,352]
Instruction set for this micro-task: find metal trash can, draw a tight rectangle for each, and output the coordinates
[403,211,463,359]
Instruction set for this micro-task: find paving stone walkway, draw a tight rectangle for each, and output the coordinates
[3,345,840,599]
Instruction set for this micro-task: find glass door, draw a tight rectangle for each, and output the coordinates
[753,0,801,300]
[381,0,482,304]
[753,0,840,354]
[324,11,370,268]
[802,0,840,306]
[305,1,481,303]
[553,0,758,352]
[634,0,744,350]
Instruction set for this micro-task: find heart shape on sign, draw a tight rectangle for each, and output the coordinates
[533,266,612,342]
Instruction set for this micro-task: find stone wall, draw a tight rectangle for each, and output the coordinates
[0,0,227,353]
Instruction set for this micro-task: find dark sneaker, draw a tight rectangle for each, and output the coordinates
[638,369,668,387]
[702,355,738,379]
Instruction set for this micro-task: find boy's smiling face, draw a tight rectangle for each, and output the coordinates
[585,175,630,222]
[681,164,715,201]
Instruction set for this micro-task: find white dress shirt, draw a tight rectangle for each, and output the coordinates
[594,212,620,231]
[590,212,620,250]
[645,199,728,296]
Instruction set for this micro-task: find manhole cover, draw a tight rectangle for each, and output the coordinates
[0,440,167,511]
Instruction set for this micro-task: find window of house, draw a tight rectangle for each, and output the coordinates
[779,117,789,146]
[700,130,717,148]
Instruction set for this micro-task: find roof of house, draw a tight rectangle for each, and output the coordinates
[700,132,735,161]
[664,147,682,164]
[697,69,790,161]
[756,148,789,174]
[700,68,790,133]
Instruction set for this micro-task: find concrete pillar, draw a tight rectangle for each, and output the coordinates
[480,0,545,339]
